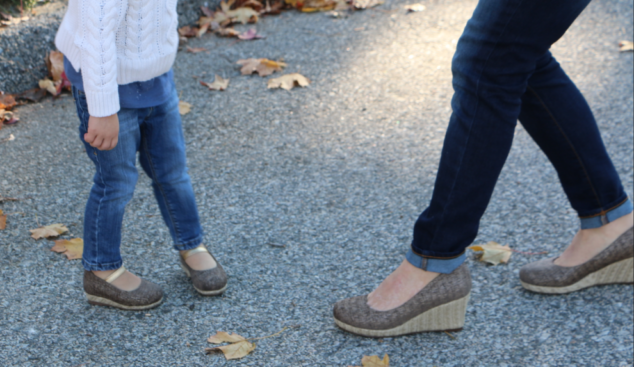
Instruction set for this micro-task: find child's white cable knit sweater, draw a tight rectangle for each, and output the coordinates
[55,0,179,117]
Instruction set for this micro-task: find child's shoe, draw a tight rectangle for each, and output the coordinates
[180,245,228,296]
[83,267,163,310]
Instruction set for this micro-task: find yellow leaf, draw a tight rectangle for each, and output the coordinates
[200,75,230,91]
[619,40,633,52]
[0,209,6,230]
[46,51,65,82]
[207,331,247,344]
[39,79,59,96]
[51,238,84,260]
[178,101,192,115]
[468,241,512,265]
[206,340,256,360]
[30,223,69,239]
[226,7,259,24]
[267,73,311,91]
[237,58,287,77]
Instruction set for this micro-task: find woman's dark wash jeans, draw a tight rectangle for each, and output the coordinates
[406,0,632,273]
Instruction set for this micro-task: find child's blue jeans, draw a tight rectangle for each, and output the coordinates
[406,0,633,273]
[72,86,203,271]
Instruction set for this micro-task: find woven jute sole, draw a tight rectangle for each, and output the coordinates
[334,294,470,338]
[521,257,634,294]
[180,263,227,296]
[86,293,163,311]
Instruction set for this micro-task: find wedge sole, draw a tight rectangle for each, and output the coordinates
[86,293,163,310]
[334,294,470,338]
[521,257,634,294]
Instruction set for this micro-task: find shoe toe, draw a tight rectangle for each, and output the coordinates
[192,266,228,292]
[519,258,557,286]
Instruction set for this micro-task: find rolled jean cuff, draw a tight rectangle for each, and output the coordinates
[580,198,633,230]
[82,259,123,272]
[173,235,204,251]
[405,249,466,274]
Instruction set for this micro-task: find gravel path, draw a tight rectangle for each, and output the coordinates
[0,0,632,365]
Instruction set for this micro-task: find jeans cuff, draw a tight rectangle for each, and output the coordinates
[580,198,633,229]
[173,235,204,251]
[405,249,466,274]
[82,259,123,271]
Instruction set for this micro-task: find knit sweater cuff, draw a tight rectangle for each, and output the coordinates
[84,88,120,118]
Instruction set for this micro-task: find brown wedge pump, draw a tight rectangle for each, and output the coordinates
[84,267,163,310]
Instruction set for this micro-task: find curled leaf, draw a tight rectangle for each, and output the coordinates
[179,101,192,115]
[39,79,60,96]
[51,238,84,260]
[267,73,310,90]
[208,331,247,344]
[200,75,230,91]
[30,223,69,240]
[46,51,65,82]
[468,241,512,265]
[205,340,255,360]
[237,58,287,77]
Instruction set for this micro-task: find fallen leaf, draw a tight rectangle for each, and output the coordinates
[1,134,15,142]
[404,3,425,12]
[619,40,633,52]
[208,331,247,343]
[261,0,285,15]
[468,241,512,265]
[186,47,209,53]
[1,109,14,123]
[227,7,260,24]
[178,25,199,38]
[352,0,384,9]
[0,210,6,230]
[0,15,28,27]
[206,340,256,360]
[200,75,230,90]
[179,101,192,115]
[46,51,65,82]
[267,73,310,90]
[201,5,215,16]
[238,28,265,40]
[39,79,59,96]
[51,238,84,260]
[362,354,390,367]
[216,27,240,37]
[15,88,47,103]
[0,93,16,110]
[30,223,69,240]
[237,58,287,76]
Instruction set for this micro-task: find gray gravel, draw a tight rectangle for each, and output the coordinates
[1,0,633,365]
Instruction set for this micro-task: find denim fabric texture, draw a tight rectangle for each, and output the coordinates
[64,56,175,110]
[408,0,632,273]
[72,85,203,271]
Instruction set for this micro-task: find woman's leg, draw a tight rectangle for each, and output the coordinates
[366,0,594,311]
[518,52,632,266]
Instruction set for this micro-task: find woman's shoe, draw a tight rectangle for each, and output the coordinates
[83,267,163,310]
[520,227,633,294]
[333,263,472,338]
[180,245,228,296]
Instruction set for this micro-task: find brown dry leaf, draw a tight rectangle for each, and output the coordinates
[200,75,230,91]
[206,340,256,360]
[46,51,65,82]
[39,79,60,96]
[51,238,84,260]
[179,101,192,115]
[404,3,425,12]
[186,47,209,53]
[208,331,247,343]
[237,58,287,77]
[619,40,633,52]
[15,88,47,103]
[349,354,390,367]
[178,25,199,38]
[0,209,6,230]
[352,0,384,9]
[267,73,310,90]
[468,241,512,265]
[0,93,16,110]
[216,27,240,37]
[30,223,69,240]
[226,7,260,24]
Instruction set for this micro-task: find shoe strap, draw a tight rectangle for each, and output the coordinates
[181,245,209,260]
[104,266,127,283]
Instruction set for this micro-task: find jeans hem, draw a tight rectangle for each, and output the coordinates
[405,249,466,274]
[82,259,124,271]
[173,235,204,251]
[579,198,633,229]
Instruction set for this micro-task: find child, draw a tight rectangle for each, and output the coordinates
[55,0,227,310]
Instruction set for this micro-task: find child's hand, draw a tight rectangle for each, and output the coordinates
[85,114,119,151]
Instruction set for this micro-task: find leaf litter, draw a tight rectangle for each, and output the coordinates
[619,41,633,52]
[349,354,390,367]
[51,238,84,260]
[267,73,310,90]
[237,58,287,76]
[0,210,6,230]
[178,101,193,115]
[206,327,292,360]
[200,75,230,91]
[30,223,69,240]
[468,241,512,265]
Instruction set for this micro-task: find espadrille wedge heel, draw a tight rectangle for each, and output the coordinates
[520,227,633,294]
[333,263,471,338]
[84,267,163,310]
